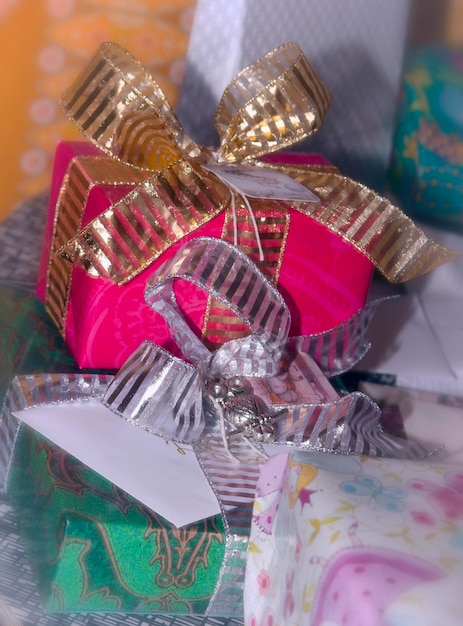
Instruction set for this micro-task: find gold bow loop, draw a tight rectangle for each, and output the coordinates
[61,41,330,171]
[214,42,331,162]
[61,42,199,171]
[46,41,458,337]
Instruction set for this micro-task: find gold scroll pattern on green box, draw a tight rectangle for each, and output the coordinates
[0,284,78,408]
[8,425,227,615]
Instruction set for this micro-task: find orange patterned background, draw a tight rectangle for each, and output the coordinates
[0,0,196,221]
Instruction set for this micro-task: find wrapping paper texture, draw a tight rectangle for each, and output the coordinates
[7,425,229,616]
[245,452,463,625]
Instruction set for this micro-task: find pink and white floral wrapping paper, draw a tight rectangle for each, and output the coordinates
[245,452,463,625]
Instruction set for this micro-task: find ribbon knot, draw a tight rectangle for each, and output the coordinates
[103,237,290,447]
[201,373,278,444]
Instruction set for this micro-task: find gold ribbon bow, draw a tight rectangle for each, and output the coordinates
[45,41,458,346]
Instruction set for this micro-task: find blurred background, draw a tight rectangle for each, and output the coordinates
[0,0,461,221]
[0,0,196,221]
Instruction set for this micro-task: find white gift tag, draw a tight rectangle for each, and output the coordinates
[205,163,319,202]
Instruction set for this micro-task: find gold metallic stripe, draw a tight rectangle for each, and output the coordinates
[216,43,331,162]
[265,165,460,283]
[45,156,149,332]
[60,161,231,284]
[201,202,290,349]
[61,42,199,168]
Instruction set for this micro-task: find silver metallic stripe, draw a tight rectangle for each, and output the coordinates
[103,341,204,443]
[0,374,112,488]
[288,298,385,376]
[144,237,290,375]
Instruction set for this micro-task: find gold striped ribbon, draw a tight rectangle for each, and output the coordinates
[46,156,149,331]
[202,200,290,349]
[46,41,458,338]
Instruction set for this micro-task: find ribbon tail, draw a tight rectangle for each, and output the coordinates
[268,164,460,282]
[288,297,388,377]
[270,392,429,459]
[45,156,148,333]
[194,418,271,616]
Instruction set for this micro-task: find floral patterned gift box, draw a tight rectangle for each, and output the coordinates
[245,452,463,625]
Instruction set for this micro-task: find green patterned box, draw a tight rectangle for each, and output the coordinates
[389,46,463,223]
[7,424,227,615]
[0,283,79,407]
[0,283,244,617]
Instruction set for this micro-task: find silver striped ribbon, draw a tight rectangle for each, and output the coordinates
[287,297,381,377]
[103,237,428,461]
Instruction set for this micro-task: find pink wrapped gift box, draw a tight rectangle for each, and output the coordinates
[37,141,374,369]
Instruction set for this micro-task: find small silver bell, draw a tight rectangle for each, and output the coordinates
[209,382,227,400]
[227,377,246,393]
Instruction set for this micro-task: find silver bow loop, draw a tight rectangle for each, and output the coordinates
[104,237,292,443]
[103,341,205,443]
[144,237,291,378]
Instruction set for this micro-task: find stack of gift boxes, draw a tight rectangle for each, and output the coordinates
[0,33,461,623]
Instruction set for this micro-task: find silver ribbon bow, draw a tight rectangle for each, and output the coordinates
[103,237,428,460]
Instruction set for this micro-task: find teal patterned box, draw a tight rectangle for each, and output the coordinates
[389,47,463,223]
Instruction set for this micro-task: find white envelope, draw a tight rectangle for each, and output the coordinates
[14,400,221,528]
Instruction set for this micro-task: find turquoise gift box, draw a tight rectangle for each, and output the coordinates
[389,47,463,223]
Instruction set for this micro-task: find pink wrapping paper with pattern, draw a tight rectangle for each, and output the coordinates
[245,452,463,625]
[36,142,374,369]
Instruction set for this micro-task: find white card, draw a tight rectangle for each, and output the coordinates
[14,400,220,528]
[205,163,319,202]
